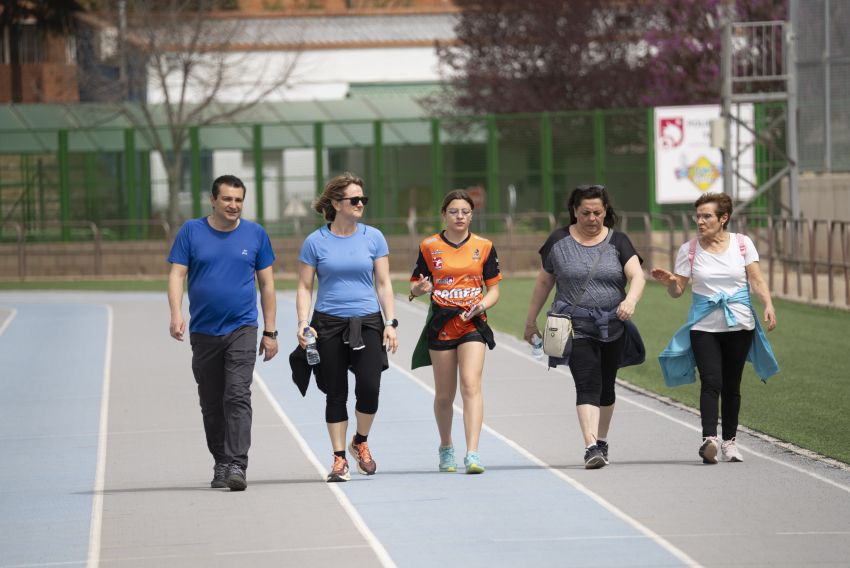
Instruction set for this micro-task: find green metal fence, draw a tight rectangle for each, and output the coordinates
[0,106,782,242]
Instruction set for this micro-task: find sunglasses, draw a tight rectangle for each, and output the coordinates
[338,196,369,206]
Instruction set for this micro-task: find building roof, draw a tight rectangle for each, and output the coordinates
[0,92,440,153]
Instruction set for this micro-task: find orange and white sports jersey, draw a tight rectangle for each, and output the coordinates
[411,232,501,340]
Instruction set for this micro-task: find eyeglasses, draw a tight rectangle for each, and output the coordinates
[338,196,369,206]
[693,213,715,222]
[446,208,472,217]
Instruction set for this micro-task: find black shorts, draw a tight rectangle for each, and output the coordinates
[428,330,486,351]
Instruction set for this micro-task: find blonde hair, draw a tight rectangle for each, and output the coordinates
[313,172,364,222]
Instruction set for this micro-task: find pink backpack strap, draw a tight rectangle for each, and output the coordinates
[687,238,698,269]
[735,233,746,258]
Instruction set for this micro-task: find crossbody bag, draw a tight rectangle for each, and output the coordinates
[543,229,613,358]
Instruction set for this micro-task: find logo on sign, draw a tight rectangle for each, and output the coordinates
[659,117,684,149]
[675,156,721,192]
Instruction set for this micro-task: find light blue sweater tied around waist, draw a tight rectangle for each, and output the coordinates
[658,286,779,387]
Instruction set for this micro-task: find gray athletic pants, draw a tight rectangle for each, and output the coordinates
[190,325,257,470]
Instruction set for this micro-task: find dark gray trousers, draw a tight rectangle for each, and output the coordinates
[190,325,257,470]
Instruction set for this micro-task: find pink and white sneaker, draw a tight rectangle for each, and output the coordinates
[721,438,744,462]
[699,436,719,464]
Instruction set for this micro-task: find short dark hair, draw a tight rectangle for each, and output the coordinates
[314,172,364,221]
[566,184,619,228]
[694,192,733,229]
[211,175,246,198]
[441,189,474,213]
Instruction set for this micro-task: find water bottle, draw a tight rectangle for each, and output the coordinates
[531,334,544,360]
[304,327,321,366]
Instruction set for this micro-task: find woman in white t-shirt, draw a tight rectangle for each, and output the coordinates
[651,192,777,464]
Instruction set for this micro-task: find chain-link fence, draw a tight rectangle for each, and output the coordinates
[794,0,850,172]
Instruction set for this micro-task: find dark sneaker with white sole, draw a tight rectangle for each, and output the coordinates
[597,440,609,464]
[226,464,247,491]
[584,445,606,469]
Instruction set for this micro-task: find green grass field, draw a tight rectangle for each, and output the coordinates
[3,276,848,463]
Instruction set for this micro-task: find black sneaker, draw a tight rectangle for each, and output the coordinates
[226,464,247,491]
[597,440,609,464]
[211,462,229,488]
[584,445,606,469]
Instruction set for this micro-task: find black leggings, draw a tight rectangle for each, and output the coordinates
[567,334,625,407]
[317,326,384,424]
[690,329,754,440]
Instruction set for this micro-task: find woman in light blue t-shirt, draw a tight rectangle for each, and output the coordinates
[295,172,397,483]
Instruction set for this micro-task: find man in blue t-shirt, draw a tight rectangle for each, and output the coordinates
[167,175,278,492]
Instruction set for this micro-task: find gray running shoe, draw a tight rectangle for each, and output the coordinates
[211,462,229,488]
[226,464,247,491]
[210,463,230,489]
[596,440,609,464]
[584,445,606,469]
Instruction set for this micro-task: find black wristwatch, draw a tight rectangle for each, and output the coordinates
[262,330,278,339]
[384,319,399,328]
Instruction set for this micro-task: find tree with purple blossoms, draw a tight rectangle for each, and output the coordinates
[431,0,787,114]
[642,0,787,106]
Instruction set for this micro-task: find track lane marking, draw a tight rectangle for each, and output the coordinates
[254,372,397,568]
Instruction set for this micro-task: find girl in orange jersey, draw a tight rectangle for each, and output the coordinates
[409,189,501,474]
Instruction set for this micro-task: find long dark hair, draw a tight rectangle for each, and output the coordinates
[566,184,619,228]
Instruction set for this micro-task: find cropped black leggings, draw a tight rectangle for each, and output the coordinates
[690,329,754,440]
[567,334,625,407]
[317,326,384,424]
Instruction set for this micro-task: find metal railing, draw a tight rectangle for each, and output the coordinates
[0,213,848,308]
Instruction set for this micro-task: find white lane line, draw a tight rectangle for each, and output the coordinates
[86,305,113,568]
[254,372,397,568]
[0,307,17,336]
[217,544,372,556]
[402,301,850,494]
[612,392,850,495]
[3,560,88,568]
[776,531,850,536]
[388,360,702,568]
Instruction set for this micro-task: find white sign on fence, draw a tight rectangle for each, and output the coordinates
[654,104,756,204]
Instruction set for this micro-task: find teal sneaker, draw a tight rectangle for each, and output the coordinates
[464,451,485,474]
[438,445,457,472]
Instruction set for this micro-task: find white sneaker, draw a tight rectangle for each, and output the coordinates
[699,436,719,464]
[721,438,744,462]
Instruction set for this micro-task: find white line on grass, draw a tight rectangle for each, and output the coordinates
[388,359,703,568]
[0,307,17,336]
[86,304,113,568]
[254,372,397,568]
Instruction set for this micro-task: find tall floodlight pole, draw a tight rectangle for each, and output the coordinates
[721,22,734,200]
[786,20,800,218]
[118,0,128,99]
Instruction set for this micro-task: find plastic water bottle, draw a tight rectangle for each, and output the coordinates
[304,327,321,366]
[531,334,544,360]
